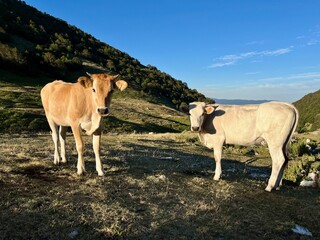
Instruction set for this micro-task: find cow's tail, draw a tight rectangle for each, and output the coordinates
[283,104,299,159]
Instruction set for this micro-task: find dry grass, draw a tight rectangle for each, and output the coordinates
[0,132,319,239]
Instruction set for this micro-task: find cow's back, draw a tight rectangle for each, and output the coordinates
[41,80,88,126]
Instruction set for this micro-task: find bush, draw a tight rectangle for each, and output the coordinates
[283,155,316,184]
[290,138,317,157]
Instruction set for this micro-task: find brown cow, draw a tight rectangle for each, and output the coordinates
[41,73,127,176]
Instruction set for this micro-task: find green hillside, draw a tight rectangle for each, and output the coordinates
[0,0,212,133]
[0,0,211,106]
[294,89,320,132]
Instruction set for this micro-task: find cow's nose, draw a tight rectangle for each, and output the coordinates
[192,126,199,132]
[97,107,109,115]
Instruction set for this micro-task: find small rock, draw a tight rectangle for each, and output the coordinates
[291,224,312,237]
[300,179,316,188]
[307,172,319,182]
[68,230,79,239]
[160,157,173,160]
[158,174,167,182]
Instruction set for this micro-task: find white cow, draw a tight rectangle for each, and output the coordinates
[188,101,299,192]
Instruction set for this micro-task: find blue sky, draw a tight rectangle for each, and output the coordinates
[24,0,320,102]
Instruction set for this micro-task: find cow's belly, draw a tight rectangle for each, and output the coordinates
[49,114,70,127]
[220,119,260,146]
[48,112,92,130]
[225,134,263,146]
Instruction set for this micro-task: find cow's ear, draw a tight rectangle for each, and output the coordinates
[204,104,218,115]
[204,106,214,115]
[115,80,128,91]
[78,76,93,88]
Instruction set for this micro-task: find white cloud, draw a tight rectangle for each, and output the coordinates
[256,72,320,82]
[296,25,320,46]
[261,48,292,56]
[200,72,320,102]
[209,47,292,68]
[209,61,236,68]
[307,39,320,46]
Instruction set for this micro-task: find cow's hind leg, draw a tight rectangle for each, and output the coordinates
[265,146,286,192]
[277,147,289,189]
[59,126,67,163]
[71,124,85,175]
[47,119,60,165]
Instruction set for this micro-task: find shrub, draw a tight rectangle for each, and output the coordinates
[290,138,317,157]
[283,155,316,184]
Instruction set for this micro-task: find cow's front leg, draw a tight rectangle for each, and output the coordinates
[71,124,85,175]
[213,146,223,181]
[93,130,104,176]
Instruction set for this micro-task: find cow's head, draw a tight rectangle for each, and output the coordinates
[188,102,217,132]
[78,73,128,116]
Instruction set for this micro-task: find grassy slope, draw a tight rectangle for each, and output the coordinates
[0,132,319,239]
[0,69,189,133]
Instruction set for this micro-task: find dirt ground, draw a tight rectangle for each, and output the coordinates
[0,132,319,239]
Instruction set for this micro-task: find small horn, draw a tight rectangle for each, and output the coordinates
[86,72,92,78]
[113,74,120,80]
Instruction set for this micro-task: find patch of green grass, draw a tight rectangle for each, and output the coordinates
[0,109,49,132]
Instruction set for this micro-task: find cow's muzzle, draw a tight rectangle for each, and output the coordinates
[97,107,109,116]
[191,126,200,132]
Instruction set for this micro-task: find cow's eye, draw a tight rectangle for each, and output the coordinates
[92,88,96,93]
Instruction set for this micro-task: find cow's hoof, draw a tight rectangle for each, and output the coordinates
[77,170,85,176]
[53,158,60,165]
[97,170,105,177]
[264,186,272,192]
[213,176,220,181]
